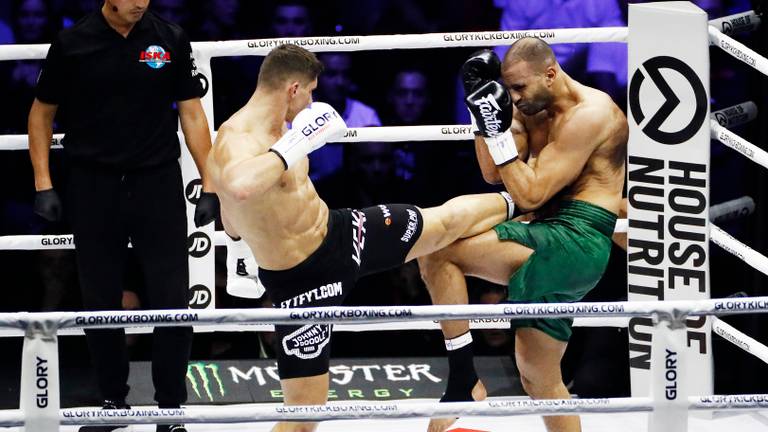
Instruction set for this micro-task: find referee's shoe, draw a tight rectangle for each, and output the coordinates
[78,400,129,432]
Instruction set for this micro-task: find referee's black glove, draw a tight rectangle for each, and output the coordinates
[34,188,63,222]
[194,192,219,228]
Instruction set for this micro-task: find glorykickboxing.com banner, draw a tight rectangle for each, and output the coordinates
[714,299,768,311]
[73,313,199,326]
[63,409,185,419]
[502,304,626,316]
[487,399,613,409]
[275,404,398,415]
[288,309,413,320]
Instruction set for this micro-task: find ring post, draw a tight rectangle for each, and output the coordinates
[626,0,713,404]
[20,319,60,431]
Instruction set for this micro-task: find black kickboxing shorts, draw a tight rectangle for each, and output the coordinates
[259,205,424,379]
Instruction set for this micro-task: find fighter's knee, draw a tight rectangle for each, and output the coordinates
[417,245,456,283]
[518,369,561,399]
[438,196,472,234]
[417,252,443,283]
[520,374,535,396]
[520,372,551,398]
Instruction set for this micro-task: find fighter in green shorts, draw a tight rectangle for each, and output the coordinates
[495,200,617,341]
[419,38,627,432]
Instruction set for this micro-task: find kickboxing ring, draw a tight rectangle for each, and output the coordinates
[0,3,767,432]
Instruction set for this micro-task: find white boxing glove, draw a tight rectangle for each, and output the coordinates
[225,235,266,299]
[269,102,347,169]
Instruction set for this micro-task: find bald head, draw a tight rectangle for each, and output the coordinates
[501,38,559,116]
[504,37,556,72]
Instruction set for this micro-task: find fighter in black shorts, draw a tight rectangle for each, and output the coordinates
[208,43,513,432]
[260,204,424,378]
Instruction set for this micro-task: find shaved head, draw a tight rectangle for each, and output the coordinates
[504,37,557,72]
[501,38,560,115]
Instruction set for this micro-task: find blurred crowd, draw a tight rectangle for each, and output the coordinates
[0,0,765,400]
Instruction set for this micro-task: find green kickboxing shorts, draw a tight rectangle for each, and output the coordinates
[493,200,617,342]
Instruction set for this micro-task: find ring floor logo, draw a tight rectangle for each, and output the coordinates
[629,56,708,145]
[186,363,225,402]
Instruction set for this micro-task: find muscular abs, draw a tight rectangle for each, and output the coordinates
[212,127,329,271]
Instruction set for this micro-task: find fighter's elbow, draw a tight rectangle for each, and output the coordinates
[512,192,546,213]
[220,173,255,203]
[230,186,253,203]
[482,170,503,185]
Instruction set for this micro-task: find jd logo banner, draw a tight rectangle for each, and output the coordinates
[187,232,211,257]
[629,56,707,145]
[188,284,212,309]
[186,363,225,402]
[185,179,202,205]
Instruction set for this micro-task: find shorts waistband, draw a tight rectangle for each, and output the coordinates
[555,200,617,237]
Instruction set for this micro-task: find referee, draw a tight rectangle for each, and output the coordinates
[28,2,216,432]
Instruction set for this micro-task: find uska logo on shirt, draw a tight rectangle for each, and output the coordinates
[139,45,172,69]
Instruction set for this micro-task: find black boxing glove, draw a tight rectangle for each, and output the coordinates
[194,191,220,227]
[460,49,502,95]
[465,80,518,166]
[34,188,63,222]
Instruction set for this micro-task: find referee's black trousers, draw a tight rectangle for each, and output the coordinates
[67,161,193,406]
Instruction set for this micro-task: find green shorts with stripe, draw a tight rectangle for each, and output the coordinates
[493,200,617,342]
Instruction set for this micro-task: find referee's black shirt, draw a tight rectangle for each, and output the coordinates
[36,10,204,170]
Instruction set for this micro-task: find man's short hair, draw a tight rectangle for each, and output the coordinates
[258,44,324,89]
[504,37,557,71]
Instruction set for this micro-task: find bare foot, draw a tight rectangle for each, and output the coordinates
[427,380,487,432]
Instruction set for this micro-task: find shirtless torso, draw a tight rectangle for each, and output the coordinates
[207,104,329,271]
[477,70,627,218]
[518,82,626,216]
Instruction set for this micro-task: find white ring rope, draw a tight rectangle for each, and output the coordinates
[7,216,764,252]
[195,27,629,57]
[0,100,757,151]
[0,394,766,427]
[712,316,768,365]
[2,296,768,332]
[709,10,763,35]
[0,134,63,151]
[709,24,768,77]
[0,124,474,151]
[0,398,652,427]
[0,28,627,62]
[709,195,755,224]
[710,224,768,277]
[0,317,629,338]
[711,101,758,129]
[0,11,757,62]
[711,120,768,171]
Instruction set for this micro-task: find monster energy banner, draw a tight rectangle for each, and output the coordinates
[126,357,518,404]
